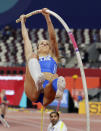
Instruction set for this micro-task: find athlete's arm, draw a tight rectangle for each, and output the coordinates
[20,15,33,61]
[42,8,59,59]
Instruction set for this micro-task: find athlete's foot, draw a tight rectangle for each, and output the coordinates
[55,76,66,101]
[36,73,45,91]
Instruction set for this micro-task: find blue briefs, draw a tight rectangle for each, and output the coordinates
[35,78,58,104]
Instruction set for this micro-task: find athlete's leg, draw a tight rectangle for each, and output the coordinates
[28,56,45,91]
[47,76,65,100]
[43,76,65,106]
[55,76,66,100]
[43,83,56,106]
[0,104,7,119]
[24,65,41,102]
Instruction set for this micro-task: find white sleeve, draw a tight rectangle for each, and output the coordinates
[47,123,51,131]
[47,126,50,131]
[62,124,68,131]
[57,121,68,131]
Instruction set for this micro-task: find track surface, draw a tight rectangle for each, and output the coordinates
[0,108,101,131]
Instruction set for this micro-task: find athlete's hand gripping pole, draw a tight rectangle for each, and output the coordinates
[16,9,42,23]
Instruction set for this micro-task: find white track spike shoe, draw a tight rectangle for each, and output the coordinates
[36,73,45,91]
[55,76,66,101]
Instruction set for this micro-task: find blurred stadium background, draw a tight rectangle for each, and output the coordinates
[0,0,101,115]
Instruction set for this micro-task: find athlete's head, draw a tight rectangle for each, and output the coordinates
[37,40,50,53]
[49,111,59,125]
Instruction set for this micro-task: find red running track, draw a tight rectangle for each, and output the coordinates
[0,108,101,131]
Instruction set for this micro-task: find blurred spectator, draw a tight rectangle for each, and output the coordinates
[77,91,83,102]
[0,90,9,121]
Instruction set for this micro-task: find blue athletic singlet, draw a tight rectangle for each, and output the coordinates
[39,55,57,74]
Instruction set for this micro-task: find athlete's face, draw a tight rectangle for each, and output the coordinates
[38,40,50,53]
[50,113,59,126]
